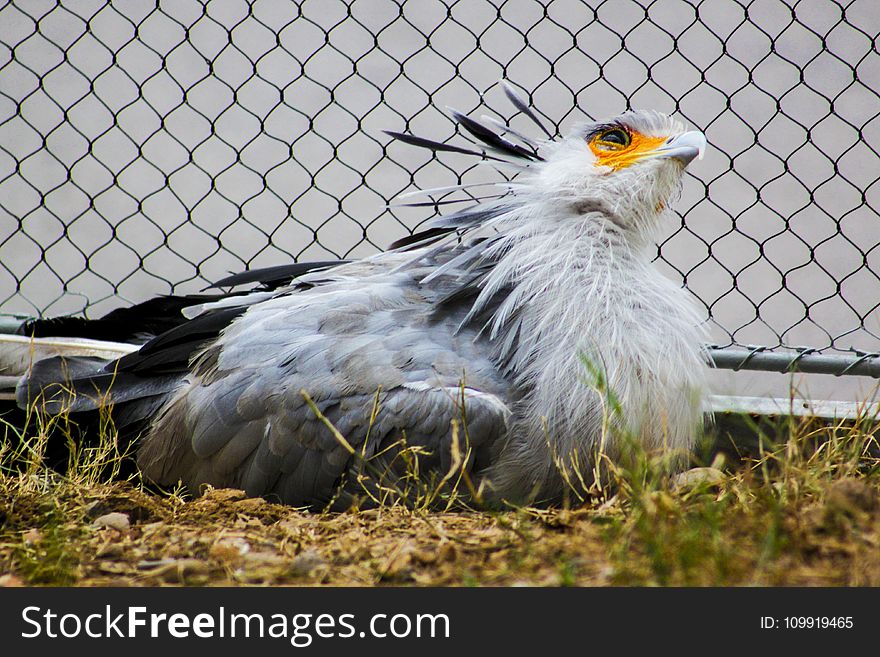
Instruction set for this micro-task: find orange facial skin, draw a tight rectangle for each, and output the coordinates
[588,129,668,171]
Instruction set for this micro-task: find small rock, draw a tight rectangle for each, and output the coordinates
[92,512,130,531]
[0,574,24,587]
[674,467,725,489]
[235,497,268,513]
[98,562,129,574]
[22,528,42,545]
[201,488,248,503]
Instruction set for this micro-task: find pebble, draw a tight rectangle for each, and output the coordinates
[0,574,24,587]
[673,467,725,488]
[201,488,248,502]
[92,512,131,531]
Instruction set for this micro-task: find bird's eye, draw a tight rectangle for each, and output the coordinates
[593,128,631,151]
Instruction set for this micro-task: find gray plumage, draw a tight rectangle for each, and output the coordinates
[17,87,710,509]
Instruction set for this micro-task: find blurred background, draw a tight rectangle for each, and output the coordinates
[1,0,878,402]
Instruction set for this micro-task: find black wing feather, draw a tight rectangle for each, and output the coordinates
[206,261,346,290]
[449,109,541,161]
[17,295,224,344]
[502,82,554,138]
[389,227,454,251]
[117,306,249,375]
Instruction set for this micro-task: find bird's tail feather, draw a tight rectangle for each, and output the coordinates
[16,354,181,424]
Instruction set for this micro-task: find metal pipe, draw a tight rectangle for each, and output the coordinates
[708,347,880,378]
[5,311,880,379]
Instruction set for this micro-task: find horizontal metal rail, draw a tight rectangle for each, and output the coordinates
[3,314,879,378]
[708,347,880,378]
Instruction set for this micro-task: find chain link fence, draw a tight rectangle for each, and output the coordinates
[1,0,879,387]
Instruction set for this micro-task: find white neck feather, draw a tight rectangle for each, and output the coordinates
[478,204,708,501]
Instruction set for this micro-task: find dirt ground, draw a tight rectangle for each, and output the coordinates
[0,408,878,587]
[2,445,879,587]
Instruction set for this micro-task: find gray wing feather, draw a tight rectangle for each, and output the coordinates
[137,264,512,508]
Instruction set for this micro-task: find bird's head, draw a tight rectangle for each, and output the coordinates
[535,110,705,240]
[385,91,706,256]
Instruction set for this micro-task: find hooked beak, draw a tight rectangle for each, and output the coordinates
[654,130,707,166]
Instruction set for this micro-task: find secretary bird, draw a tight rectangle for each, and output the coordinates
[15,84,710,509]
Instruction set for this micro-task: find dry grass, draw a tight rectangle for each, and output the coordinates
[1,397,879,587]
